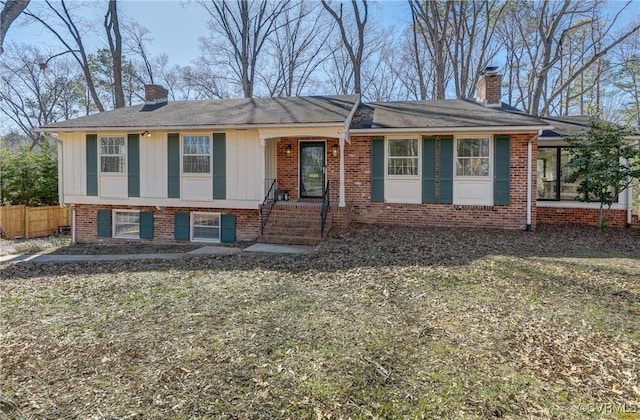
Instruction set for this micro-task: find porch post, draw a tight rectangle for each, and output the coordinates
[339,133,346,207]
[259,136,266,202]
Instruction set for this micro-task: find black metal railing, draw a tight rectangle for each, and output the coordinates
[260,178,277,235]
[320,180,330,237]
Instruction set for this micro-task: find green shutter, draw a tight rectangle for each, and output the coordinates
[370,137,384,202]
[422,136,437,203]
[212,133,226,199]
[174,212,189,241]
[140,211,154,239]
[168,133,180,198]
[220,214,236,243]
[439,136,453,204]
[97,209,111,237]
[86,134,98,196]
[494,135,511,205]
[128,134,140,197]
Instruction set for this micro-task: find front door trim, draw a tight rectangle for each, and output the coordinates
[299,140,326,198]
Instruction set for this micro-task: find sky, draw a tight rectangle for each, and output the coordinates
[5,0,411,66]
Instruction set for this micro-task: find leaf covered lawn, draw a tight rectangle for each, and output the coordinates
[1,224,639,419]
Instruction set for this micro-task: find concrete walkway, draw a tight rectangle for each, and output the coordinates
[0,243,316,264]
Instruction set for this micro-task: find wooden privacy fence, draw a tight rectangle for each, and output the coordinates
[0,205,71,239]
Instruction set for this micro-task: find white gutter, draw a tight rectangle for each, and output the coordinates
[350,125,551,135]
[55,136,76,243]
[339,95,361,207]
[526,133,539,231]
[35,122,347,133]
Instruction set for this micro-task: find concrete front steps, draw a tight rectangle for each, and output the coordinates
[258,202,332,246]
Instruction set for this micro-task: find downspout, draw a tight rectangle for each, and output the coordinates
[526,131,542,232]
[339,95,361,208]
[55,135,75,243]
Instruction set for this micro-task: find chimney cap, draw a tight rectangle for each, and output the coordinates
[483,66,500,75]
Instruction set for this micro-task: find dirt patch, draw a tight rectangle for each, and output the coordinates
[1,223,639,418]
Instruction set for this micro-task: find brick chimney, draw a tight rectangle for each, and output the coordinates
[144,84,168,105]
[476,67,502,107]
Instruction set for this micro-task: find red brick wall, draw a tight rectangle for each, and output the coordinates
[537,206,636,227]
[75,205,259,243]
[341,134,538,230]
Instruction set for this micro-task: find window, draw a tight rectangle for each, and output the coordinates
[113,210,139,238]
[536,146,612,201]
[456,138,490,177]
[191,212,220,242]
[387,138,418,176]
[100,136,126,173]
[183,135,211,173]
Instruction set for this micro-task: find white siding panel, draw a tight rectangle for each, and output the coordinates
[183,177,213,201]
[140,134,167,198]
[62,132,86,196]
[100,176,128,198]
[454,180,493,205]
[227,130,262,201]
[385,179,421,204]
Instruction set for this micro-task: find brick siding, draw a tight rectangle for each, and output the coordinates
[338,134,538,230]
[537,206,637,227]
[75,205,259,243]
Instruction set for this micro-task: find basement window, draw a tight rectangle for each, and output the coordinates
[191,212,220,242]
[113,210,140,239]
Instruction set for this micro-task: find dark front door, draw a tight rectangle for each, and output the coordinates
[300,142,325,198]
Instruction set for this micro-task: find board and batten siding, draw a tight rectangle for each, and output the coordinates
[61,132,88,196]
[140,132,168,198]
[60,130,263,206]
[225,130,262,202]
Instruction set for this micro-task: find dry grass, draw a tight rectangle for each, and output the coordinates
[1,224,639,419]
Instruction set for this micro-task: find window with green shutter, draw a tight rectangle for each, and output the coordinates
[212,133,226,199]
[174,212,189,241]
[438,136,453,204]
[494,135,511,205]
[422,137,436,203]
[168,133,180,198]
[370,137,384,202]
[220,214,236,243]
[140,211,154,239]
[86,134,98,196]
[128,134,140,197]
[97,209,111,237]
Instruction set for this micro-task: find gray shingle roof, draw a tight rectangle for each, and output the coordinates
[42,95,361,130]
[539,116,592,139]
[350,99,548,130]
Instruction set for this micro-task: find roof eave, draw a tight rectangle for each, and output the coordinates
[350,125,551,135]
[37,121,347,133]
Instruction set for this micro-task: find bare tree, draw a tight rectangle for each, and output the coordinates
[263,1,333,97]
[104,0,124,108]
[124,21,155,84]
[0,44,85,148]
[498,0,640,116]
[408,0,452,99]
[23,0,106,112]
[0,0,29,55]
[321,0,368,95]
[198,0,291,98]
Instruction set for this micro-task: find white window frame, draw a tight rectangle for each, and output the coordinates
[112,209,140,239]
[455,136,492,178]
[385,137,420,178]
[100,135,127,174]
[190,211,220,243]
[182,134,212,175]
